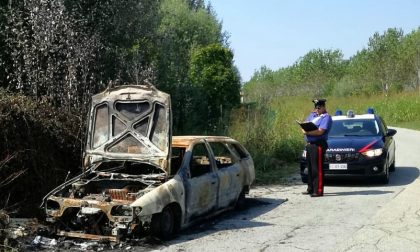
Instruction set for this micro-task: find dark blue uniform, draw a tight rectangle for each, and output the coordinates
[304,106,332,196]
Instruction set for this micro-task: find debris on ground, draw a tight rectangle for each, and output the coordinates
[32,235,57,248]
[0,211,10,229]
[1,217,165,251]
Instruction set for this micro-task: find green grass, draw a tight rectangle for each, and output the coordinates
[254,163,300,185]
[392,120,420,130]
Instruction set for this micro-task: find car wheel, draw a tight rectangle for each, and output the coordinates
[235,189,246,210]
[379,163,389,184]
[301,175,308,184]
[301,167,308,183]
[151,206,175,240]
[389,160,396,172]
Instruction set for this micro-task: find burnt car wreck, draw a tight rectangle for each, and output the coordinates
[42,85,255,242]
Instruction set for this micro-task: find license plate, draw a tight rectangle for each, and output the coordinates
[329,163,347,170]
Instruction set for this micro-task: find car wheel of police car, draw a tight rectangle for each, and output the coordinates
[389,160,396,172]
[379,161,389,184]
[300,167,308,184]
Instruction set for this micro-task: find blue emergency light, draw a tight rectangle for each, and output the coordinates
[335,109,342,115]
[367,107,375,114]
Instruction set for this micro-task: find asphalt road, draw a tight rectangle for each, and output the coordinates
[153,127,420,252]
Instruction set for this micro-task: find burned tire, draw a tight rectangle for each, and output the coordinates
[235,189,246,210]
[151,206,175,240]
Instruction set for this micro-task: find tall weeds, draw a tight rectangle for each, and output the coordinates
[228,92,420,173]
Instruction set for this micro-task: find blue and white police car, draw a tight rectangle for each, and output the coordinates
[300,108,397,184]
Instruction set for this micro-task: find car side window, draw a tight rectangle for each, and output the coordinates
[208,142,235,169]
[228,143,249,159]
[190,143,212,178]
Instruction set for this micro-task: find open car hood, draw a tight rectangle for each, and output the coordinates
[84,85,171,173]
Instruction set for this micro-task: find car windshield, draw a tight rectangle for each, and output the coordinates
[329,119,380,137]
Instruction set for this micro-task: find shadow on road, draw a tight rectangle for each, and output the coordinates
[324,190,394,196]
[389,166,419,186]
[165,197,286,246]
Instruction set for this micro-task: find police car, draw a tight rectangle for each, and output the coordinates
[300,108,397,184]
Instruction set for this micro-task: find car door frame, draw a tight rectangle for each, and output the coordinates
[183,139,219,221]
[207,140,243,209]
[378,116,396,166]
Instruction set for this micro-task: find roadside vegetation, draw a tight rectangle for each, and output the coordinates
[229,93,420,185]
[0,0,420,221]
[230,26,420,184]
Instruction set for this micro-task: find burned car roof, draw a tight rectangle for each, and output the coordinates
[172,136,234,147]
[84,85,171,173]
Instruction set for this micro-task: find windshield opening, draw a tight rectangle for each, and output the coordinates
[94,161,164,175]
[329,119,379,137]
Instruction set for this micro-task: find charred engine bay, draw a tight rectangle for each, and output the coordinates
[42,161,167,240]
[47,161,166,201]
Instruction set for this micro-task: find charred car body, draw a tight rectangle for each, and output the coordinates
[300,109,396,184]
[42,85,255,241]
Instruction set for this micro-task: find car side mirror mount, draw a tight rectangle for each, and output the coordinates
[386,128,397,137]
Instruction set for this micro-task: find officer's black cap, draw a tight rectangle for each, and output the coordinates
[312,99,326,107]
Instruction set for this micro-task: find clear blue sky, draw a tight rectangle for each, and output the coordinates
[206,0,420,82]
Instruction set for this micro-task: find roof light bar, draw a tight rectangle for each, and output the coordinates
[367,107,375,114]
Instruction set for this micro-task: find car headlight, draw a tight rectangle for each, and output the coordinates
[111,205,133,217]
[302,150,307,158]
[361,148,383,157]
[134,207,142,216]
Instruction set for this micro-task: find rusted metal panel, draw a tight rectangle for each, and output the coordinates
[84,85,171,173]
[57,231,118,242]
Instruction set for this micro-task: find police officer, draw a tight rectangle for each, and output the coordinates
[301,99,332,197]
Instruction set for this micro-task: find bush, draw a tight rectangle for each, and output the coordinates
[0,89,83,217]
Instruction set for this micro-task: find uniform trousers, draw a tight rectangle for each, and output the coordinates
[306,141,327,196]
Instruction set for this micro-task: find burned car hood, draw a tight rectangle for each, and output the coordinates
[327,136,383,153]
[84,85,171,173]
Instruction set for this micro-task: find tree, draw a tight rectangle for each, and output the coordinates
[244,48,346,101]
[189,43,241,133]
[335,49,380,96]
[156,0,225,133]
[2,0,100,110]
[187,0,205,11]
[400,28,420,92]
[293,48,346,96]
[64,0,161,85]
[0,2,9,88]
[367,28,405,95]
